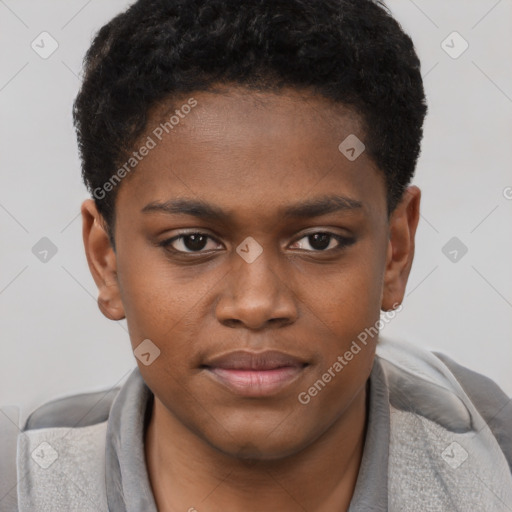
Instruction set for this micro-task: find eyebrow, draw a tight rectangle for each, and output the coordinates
[141,195,364,221]
[281,195,363,218]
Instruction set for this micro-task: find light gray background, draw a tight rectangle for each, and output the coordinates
[1,0,511,428]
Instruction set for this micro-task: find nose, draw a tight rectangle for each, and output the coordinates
[215,246,298,330]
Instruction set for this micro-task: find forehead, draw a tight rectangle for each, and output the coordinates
[115,86,387,222]
[151,86,365,159]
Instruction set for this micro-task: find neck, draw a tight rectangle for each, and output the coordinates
[145,382,368,512]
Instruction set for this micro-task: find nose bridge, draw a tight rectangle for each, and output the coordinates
[215,239,297,329]
[234,243,279,295]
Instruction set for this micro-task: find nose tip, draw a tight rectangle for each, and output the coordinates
[215,245,299,330]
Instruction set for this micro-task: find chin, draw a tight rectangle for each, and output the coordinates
[202,426,312,462]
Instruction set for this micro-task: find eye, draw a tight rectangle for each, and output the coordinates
[159,233,223,253]
[290,232,355,252]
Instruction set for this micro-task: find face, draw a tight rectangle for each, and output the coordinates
[82,86,419,460]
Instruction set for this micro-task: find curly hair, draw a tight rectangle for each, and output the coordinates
[73,0,427,241]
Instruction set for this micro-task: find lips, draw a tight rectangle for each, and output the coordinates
[203,350,307,371]
[202,350,309,397]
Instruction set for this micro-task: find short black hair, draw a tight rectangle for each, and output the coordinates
[73,0,427,242]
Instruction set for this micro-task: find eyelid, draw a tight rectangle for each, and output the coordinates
[289,231,355,252]
[158,229,354,254]
[158,230,224,252]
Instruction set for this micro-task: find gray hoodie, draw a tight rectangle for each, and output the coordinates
[1,349,511,511]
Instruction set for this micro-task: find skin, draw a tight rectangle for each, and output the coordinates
[81,86,420,511]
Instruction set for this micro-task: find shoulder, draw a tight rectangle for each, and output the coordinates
[433,351,512,472]
[375,337,512,474]
[23,385,121,430]
[17,420,110,511]
[0,385,121,511]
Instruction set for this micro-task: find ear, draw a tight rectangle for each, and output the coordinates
[381,185,421,312]
[81,199,125,321]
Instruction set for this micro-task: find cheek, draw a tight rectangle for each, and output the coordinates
[115,243,215,345]
[301,240,385,396]
[309,240,385,340]
[117,263,208,408]
[294,261,381,432]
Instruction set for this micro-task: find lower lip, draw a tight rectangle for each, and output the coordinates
[206,366,305,397]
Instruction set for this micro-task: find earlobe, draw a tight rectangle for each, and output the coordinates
[81,199,126,321]
[381,186,421,311]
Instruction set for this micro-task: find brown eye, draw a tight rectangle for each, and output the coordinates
[159,233,222,253]
[306,233,331,250]
[290,232,355,252]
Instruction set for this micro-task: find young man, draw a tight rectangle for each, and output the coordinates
[2,0,511,510]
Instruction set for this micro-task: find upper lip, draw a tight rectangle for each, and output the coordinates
[202,350,308,371]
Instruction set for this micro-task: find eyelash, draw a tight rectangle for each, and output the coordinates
[158,231,355,255]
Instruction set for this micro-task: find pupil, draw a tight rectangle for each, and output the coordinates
[309,233,330,250]
[185,234,207,251]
